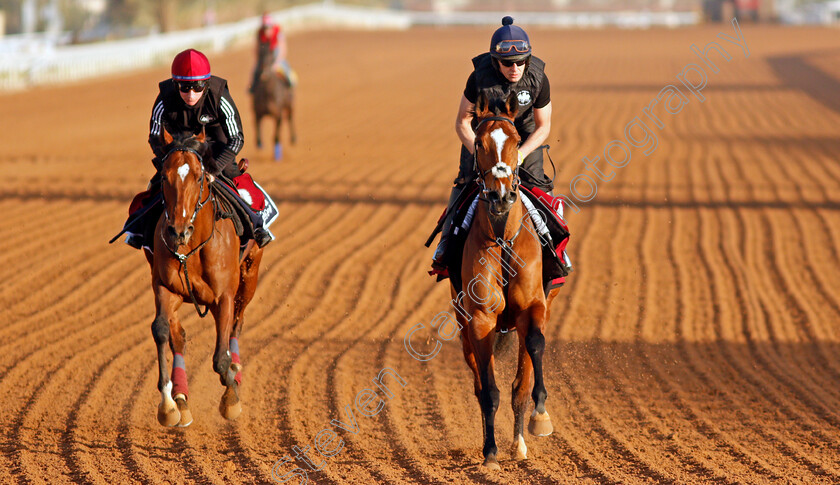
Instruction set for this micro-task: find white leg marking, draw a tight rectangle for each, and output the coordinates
[177,163,190,181]
[161,380,174,406]
[516,434,528,459]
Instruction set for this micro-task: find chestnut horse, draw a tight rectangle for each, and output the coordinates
[252,45,295,161]
[456,92,558,469]
[149,129,263,427]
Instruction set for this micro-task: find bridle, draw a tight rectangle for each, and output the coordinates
[473,116,522,200]
[160,145,217,318]
[473,115,525,246]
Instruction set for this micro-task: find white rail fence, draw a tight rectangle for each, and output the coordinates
[0,3,698,91]
[0,4,410,91]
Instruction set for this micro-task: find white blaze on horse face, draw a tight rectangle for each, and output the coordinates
[182,208,187,217]
[177,163,190,182]
[490,128,508,167]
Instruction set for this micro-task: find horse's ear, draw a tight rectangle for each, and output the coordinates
[196,127,206,144]
[504,91,519,119]
[161,126,173,146]
[475,92,490,118]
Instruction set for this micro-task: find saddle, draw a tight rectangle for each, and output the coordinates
[122,172,269,251]
[430,182,572,296]
[211,173,268,244]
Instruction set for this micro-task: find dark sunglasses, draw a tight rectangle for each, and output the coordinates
[494,40,530,54]
[177,80,207,93]
[499,58,527,67]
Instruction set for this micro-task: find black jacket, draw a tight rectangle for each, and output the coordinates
[148,75,244,178]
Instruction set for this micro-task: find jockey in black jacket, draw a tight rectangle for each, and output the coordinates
[431,17,554,272]
[124,48,273,250]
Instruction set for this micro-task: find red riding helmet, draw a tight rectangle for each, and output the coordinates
[171,49,211,82]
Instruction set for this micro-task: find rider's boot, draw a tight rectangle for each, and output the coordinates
[430,184,465,274]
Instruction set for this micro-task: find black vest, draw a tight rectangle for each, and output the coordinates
[457,53,547,183]
[471,52,546,139]
[156,75,228,138]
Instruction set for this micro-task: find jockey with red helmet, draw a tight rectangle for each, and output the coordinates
[431,16,555,273]
[122,48,274,250]
[250,13,296,91]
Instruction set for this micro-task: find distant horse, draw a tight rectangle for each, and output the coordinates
[150,128,263,427]
[456,92,558,469]
[251,44,295,161]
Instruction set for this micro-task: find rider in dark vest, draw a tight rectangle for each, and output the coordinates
[123,48,274,250]
[431,16,554,272]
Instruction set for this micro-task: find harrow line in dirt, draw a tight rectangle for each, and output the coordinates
[280,206,434,484]
[687,149,840,479]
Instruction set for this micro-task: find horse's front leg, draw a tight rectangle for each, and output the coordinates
[273,115,283,161]
[255,114,263,149]
[168,306,193,427]
[286,104,297,145]
[511,312,536,460]
[211,292,241,420]
[526,307,553,437]
[151,284,184,426]
[467,314,501,470]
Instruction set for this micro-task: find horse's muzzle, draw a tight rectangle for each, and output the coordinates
[487,190,517,217]
[166,224,194,247]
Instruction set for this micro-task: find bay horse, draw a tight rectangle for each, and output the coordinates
[251,44,295,161]
[149,128,263,427]
[456,92,558,469]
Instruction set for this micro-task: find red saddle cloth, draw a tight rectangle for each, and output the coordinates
[231,173,266,211]
[128,189,154,216]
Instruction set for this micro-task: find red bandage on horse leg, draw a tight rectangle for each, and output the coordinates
[171,353,189,398]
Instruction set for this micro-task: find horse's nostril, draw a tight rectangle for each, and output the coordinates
[187,225,194,234]
[167,226,178,237]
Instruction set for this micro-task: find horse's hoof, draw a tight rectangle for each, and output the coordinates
[528,411,554,436]
[157,400,181,427]
[219,386,242,420]
[175,394,193,427]
[482,455,501,471]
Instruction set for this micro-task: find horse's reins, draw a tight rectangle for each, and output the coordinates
[160,146,217,318]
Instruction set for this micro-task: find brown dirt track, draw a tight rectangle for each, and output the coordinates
[2,23,840,484]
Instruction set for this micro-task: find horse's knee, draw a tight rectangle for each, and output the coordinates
[525,328,545,357]
[479,386,500,416]
[151,315,169,346]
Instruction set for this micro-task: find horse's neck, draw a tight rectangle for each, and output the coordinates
[475,192,526,243]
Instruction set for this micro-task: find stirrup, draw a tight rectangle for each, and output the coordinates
[428,259,448,278]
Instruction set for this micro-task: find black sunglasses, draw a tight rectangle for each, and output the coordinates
[177,80,207,93]
[499,58,527,68]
